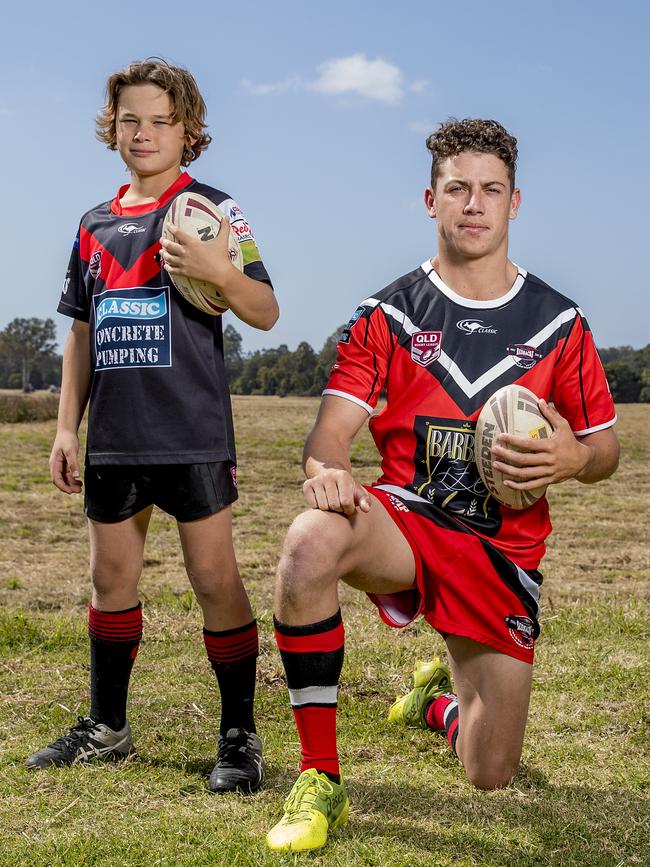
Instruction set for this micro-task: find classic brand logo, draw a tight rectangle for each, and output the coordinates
[411,331,442,367]
[456,319,497,335]
[96,292,167,326]
[118,222,146,235]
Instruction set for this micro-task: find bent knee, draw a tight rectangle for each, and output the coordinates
[464,758,519,790]
[277,510,352,591]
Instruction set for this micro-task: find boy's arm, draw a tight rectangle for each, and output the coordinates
[160,218,279,330]
[302,395,372,516]
[50,320,92,494]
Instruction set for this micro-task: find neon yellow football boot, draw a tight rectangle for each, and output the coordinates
[388,657,453,728]
[266,767,349,852]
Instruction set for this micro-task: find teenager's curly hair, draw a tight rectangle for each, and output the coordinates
[96,59,212,166]
[426,118,518,188]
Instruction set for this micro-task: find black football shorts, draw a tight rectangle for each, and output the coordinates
[84,462,238,524]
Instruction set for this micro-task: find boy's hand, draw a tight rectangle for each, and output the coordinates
[490,399,590,490]
[50,432,82,494]
[160,217,236,290]
[303,468,371,516]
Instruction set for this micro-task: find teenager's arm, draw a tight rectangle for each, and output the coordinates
[160,219,279,330]
[49,320,92,494]
[302,395,372,516]
[490,399,619,491]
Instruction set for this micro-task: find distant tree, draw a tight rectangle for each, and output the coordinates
[604,360,642,403]
[223,323,244,382]
[0,318,58,391]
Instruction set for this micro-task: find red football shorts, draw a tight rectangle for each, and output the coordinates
[365,485,543,664]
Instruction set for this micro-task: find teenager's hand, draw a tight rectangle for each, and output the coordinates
[160,217,235,289]
[490,399,590,490]
[303,468,371,516]
[50,432,83,494]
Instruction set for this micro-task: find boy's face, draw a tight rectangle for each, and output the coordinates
[424,152,520,261]
[116,84,189,178]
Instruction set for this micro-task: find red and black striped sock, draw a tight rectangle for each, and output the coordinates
[425,693,460,755]
[88,602,142,731]
[203,620,259,736]
[274,610,344,782]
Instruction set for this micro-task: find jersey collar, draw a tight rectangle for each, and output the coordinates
[421,259,527,308]
[110,172,193,216]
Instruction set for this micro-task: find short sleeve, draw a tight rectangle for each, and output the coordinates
[552,311,616,435]
[57,225,90,322]
[219,198,272,287]
[323,302,393,414]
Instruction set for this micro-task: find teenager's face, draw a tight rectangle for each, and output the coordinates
[115,84,188,178]
[424,152,520,261]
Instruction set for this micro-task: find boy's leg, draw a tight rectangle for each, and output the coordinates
[445,636,532,789]
[267,500,416,852]
[177,507,262,793]
[26,509,150,768]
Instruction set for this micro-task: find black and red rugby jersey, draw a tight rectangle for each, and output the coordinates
[325,260,616,570]
[58,172,272,465]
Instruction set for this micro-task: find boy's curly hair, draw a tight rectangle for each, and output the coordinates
[426,118,518,188]
[96,59,212,166]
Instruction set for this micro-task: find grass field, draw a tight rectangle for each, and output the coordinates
[0,397,648,866]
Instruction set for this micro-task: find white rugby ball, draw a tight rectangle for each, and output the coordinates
[475,385,552,510]
[162,192,243,316]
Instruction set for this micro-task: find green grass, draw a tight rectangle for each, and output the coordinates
[0,399,648,865]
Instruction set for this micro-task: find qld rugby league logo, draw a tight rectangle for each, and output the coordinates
[411,331,442,368]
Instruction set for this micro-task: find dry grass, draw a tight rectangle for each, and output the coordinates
[0,398,648,865]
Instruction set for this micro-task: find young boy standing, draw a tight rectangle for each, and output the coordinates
[26,60,278,795]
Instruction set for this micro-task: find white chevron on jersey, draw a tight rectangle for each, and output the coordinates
[360,296,580,399]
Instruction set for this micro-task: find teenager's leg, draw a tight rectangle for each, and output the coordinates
[268,501,416,849]
[445,636,532,789]
[87,508,151,729]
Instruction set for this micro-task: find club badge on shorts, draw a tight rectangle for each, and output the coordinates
[411,331,442,368]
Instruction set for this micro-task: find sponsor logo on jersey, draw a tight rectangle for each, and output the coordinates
[96,291,167,326]
[507,343,543,369]
[410,416,502,535]
[230,219,255,244]
[93,287,172,372]
[339,306,365,345]
[504,614,535,648]
[229,205,244,220]
[118,222,146,235]
[73,232,80,250]
[411,331,442,367]
[89,251,102,279]
[62,271,71,295]
[456,319,497,335]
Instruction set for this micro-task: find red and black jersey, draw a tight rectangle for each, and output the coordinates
[58,172,272,466]
[325,260,616,570]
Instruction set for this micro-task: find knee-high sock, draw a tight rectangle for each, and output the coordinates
[425,693,459,755]
[88,603,142,731]
[203,620,259,736]
[274,610,344,779]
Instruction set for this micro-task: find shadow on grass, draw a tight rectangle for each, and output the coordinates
[345,776,649,865]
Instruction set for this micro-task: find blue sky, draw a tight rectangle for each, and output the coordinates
[1,0,648,353]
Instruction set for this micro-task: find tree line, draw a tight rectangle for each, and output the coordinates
[1,317,649,403]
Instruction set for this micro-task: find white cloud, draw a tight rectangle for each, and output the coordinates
[409,79,430,94]
[241,54,407,105]
[311,54,403,104]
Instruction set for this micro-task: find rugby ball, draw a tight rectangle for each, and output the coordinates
[475,385,552,510]
[162,192,243,316]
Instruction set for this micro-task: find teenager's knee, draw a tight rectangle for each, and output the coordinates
[463,753,520,790]
[278,511,350,592]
